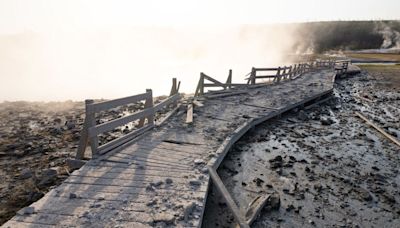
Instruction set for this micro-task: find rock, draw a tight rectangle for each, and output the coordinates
[38,168,58,186]
[194,159,205,165]
[69,193,77,199]
[146,199,158,207]
[152,181,163,187]
[320,117,334,125]
[17,206,35,215]
[298,110,309,121]
[357,188,372,201]
[253,178,264,187]
[286,204,295,211]
[65,120,76,130]
[183,202,197,222]
[19,168,33,180]
[189,179,201,186]
[66,158,86,171]
[263,193,280,212]
[269,155,283,169]
[153,212,175,225]
[165,178,173,185]
[42,168,58,177]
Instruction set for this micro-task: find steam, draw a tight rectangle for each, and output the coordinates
[375,23,400,49]
[0,26,298,101]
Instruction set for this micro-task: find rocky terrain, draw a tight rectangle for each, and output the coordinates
[203,66,400,227]
[0,96,171,225]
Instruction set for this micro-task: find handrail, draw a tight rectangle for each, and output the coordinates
[194,59,350,97]
[76,78,181,159]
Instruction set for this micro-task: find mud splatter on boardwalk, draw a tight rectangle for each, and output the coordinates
[203,67,400,227]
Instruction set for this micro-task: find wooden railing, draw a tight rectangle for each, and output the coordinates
[194,59,346,97]
[334,60,350,75]
[194,70,248,96]
[76,78,181,159]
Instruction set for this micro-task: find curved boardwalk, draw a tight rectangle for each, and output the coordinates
[3,68,337,227]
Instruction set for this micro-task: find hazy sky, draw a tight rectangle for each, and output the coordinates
[0,0,399,33]
[0,0,399,101]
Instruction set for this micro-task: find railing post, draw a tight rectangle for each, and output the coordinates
[250,68,256,85]
[226,69,232,89]
[84,99,99,158]
[169,78,177,96]
[288,65,293,80]
[138,89,154,127]
[194,73,205,97]
[76,99,94,159]
[169,78,180,107]
[276,67,281,83]
[282,67,287,81]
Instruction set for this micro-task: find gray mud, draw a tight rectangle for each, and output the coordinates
[202,70,400,227]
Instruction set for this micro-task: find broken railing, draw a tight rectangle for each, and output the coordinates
[76,78,181,159]
[194,70,248,97]
[194,59,344,97]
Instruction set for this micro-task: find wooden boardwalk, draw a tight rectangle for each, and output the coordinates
[3,67,341,227]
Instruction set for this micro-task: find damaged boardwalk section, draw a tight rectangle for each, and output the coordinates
[3,62,351,227]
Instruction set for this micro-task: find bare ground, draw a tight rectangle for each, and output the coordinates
[202,66,400,227]
[0,97,171,225]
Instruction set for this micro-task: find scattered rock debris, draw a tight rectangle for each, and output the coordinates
[202,69,400,227]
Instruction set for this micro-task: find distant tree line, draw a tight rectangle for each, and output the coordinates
[292,20,400,53]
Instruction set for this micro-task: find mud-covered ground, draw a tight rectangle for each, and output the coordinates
[0,97,171,225]
[203,66,400,227]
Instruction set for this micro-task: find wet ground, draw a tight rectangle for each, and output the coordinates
[203,66,400,227]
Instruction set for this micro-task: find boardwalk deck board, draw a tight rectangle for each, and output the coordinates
[3,66,343,228]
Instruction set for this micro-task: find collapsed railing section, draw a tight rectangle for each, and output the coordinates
[76,78,181,159]
[194,70,248,97]
[194,59,346,97]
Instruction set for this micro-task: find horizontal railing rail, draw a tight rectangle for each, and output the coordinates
[194,59,349,97]
[76,78,181,159]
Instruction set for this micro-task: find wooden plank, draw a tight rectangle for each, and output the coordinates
[2,220,54,228]
[186,104,193,124]
[70,170,195,181]
[155,104,182,126]
[202,73,225,86]
[64,176,207,191]
[355,112,400,147]
[55,182,208,195]
[208,167,249,228]
[11,210,154,226]
[96,159,193,171]
[87,92,150,114]
[130,141,208,154]
[244,194,272,225]
[110,150,193,163]
[88,107,155,137]
[114,146,196,160]
[204,91,248,99]
[153,93,180,112]
[74,165,197,177]
[45,188,203,202]
[118,143,205,157]
[88,159,195,171]
[97,124,154,154]
[103,155,192,169]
